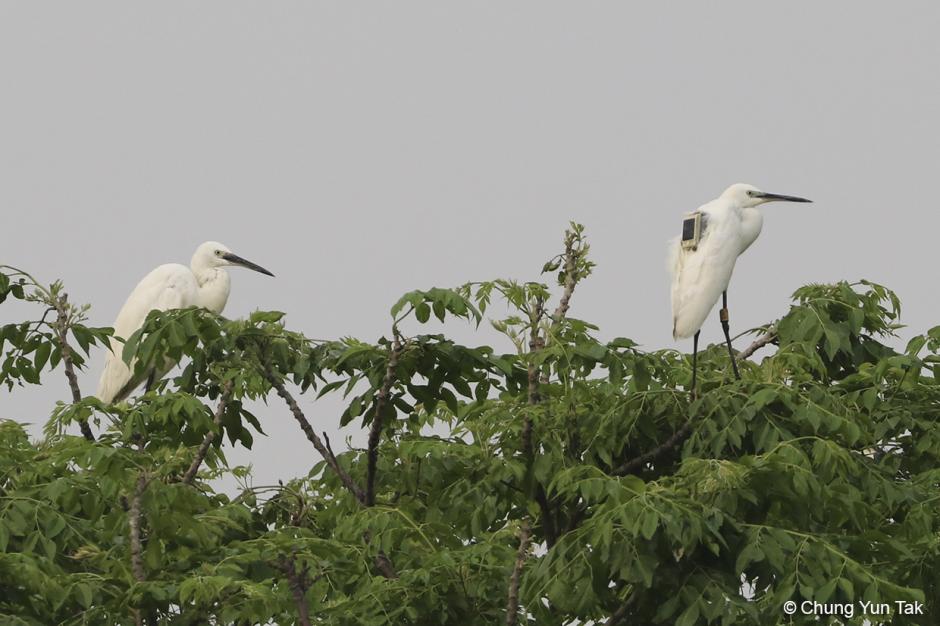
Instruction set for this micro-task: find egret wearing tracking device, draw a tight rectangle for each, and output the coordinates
[668,183,812,397]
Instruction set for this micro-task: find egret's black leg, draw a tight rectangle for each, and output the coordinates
[145,369,157,393]
[720,291,741,380]
[691,330,700,400]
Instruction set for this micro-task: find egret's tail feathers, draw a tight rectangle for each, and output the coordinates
[113,373,146,404]
[672,292,722,339]
[672,315,702,340]
[96,351,131,404]
[98,355,176,404]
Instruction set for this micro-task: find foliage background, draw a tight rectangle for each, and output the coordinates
[3,223,940,624]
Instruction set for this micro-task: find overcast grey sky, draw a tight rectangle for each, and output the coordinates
[3,3,939,488]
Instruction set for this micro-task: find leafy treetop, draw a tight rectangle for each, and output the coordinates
[1,227,939,625]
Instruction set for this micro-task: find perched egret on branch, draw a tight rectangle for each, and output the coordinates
[96,241,274,404]
[668,183,811,396]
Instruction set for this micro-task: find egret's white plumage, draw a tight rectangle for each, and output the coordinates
[669,183,810,339]
[96,241,273,403]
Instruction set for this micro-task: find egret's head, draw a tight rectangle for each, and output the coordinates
[722,183,812,208]
[193,241,275,276]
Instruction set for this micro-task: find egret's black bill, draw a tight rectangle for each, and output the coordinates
[222,252,275,277]
[755,192,812,203]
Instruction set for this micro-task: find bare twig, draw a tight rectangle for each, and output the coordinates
[366,334,404,506]
[182,382,233,485]
[322,432,341,468]
[268,373,366,504]
[612,420,693,476]
[505,521,532,626]
[737,329,778,361]
[53,294,94,441]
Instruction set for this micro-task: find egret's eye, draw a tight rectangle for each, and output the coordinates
[215,250,222,256]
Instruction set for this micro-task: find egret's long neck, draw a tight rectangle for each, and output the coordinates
[192,266,232,314]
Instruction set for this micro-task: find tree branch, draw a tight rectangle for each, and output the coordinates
[737,328,777,361]
[374,550,398,579]
[612,420,693,476]
[267,371,399,579]
[128,473,150,584]
[550,233,578,325]
[523,298,544,456]
[53,294,94,441]
[366,334,404,506]
[533,486,558,547]
[505,520,531,626]
[564,503,588,534]
[278,556,313,626]
[541,226,587,386]
[604,590,638,626]
[524,298,559,545]
[267,373,367,504]
[182,382,233,486]
[531,228,590,540]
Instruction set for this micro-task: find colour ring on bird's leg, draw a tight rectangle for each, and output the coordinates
[719,292,741,381]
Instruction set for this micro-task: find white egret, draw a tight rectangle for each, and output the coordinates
[668,183,811,395]
[96,241,274,403]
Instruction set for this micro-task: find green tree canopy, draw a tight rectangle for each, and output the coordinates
[1,225,939,625]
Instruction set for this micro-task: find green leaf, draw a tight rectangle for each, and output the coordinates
[675,600,700,626]
[74,583,93,609]
[249,310,285,323]
[816,578,838,603]
[639,510,658,540]
[33,341,52,372]
[416,302,431,324]
[71,325,93,354]
[432,299,446,322]
[574,341,607,361]
[168,321,187,348]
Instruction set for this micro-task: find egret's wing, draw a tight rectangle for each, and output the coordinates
[670,220,739,339]
[96,264,197,403]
